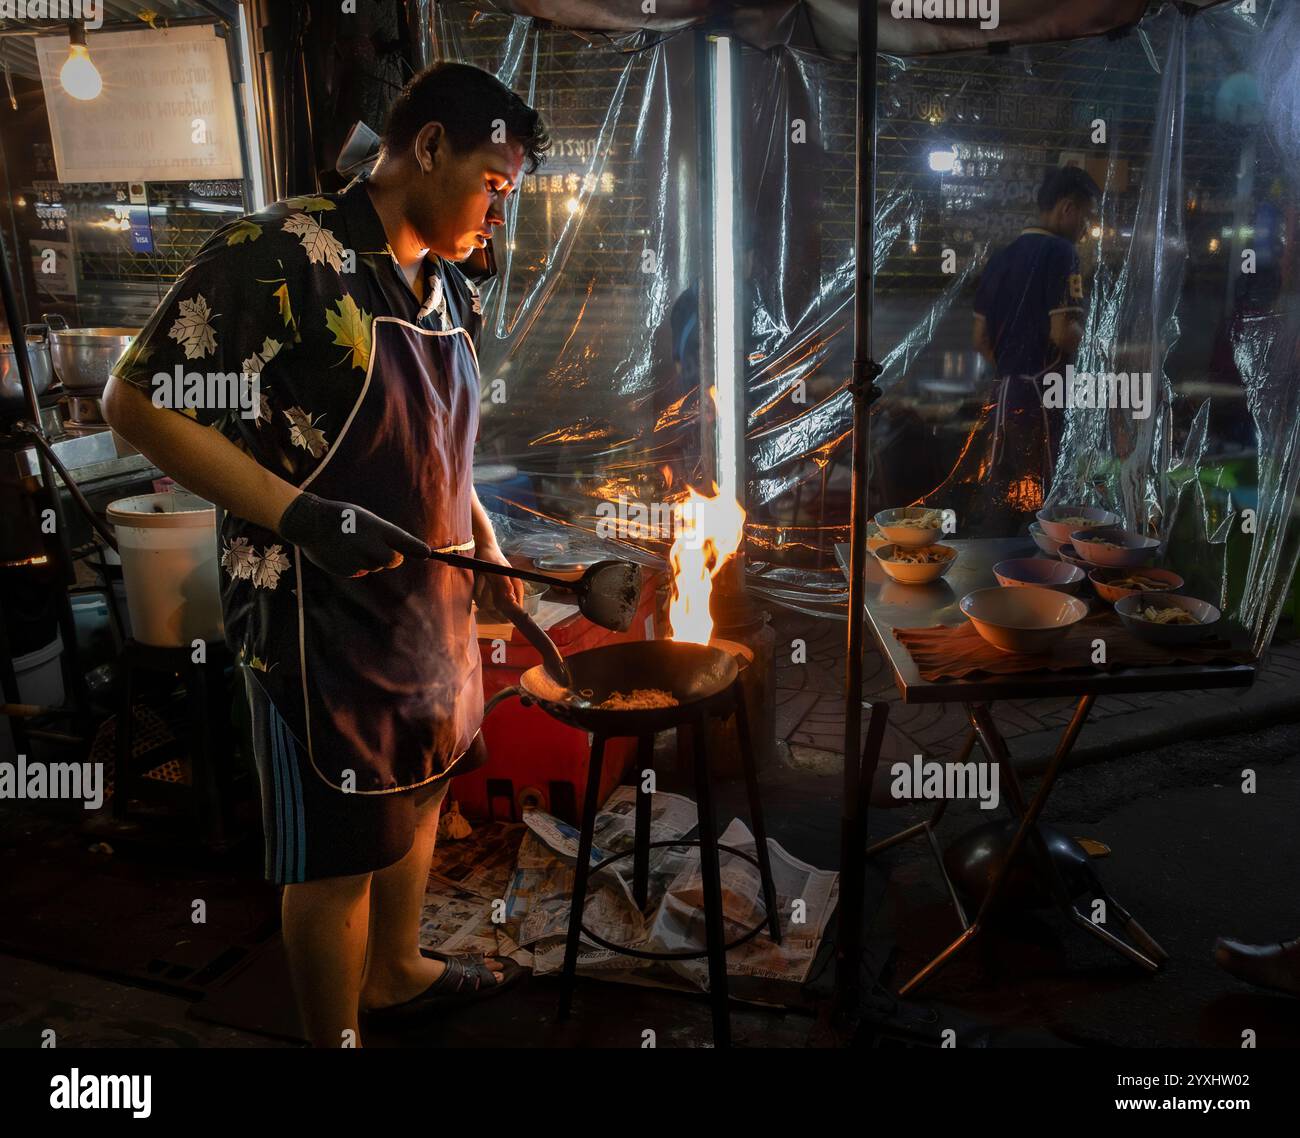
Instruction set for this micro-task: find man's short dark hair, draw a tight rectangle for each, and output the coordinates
[1037,165,1102,212]
[383,62,550,174]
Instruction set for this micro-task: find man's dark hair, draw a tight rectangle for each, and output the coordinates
[1037,165,1102,212]
[383,62,550,174]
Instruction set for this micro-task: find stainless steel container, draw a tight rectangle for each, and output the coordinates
[0,325,54,414]
[45,315,138,393]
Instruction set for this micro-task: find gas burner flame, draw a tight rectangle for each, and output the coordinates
[668,482,744,645]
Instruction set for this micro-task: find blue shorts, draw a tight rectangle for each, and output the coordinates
[244,670,484,885]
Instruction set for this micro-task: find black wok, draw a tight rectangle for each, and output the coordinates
[486,640,739,734]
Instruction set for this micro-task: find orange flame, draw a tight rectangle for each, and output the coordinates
[668,482,745,645]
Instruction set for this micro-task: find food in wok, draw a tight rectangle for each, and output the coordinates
[592,688,680,710]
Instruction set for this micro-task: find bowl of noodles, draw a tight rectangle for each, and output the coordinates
[875,542,957,585]
[874,506,952,549]
[1035,504,1121,544]
[1115,593,1220,645]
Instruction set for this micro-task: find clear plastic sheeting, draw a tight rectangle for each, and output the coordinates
[434,0,1300,653]
[464,1,1236,60]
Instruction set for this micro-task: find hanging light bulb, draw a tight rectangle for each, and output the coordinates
[59,21,102,102]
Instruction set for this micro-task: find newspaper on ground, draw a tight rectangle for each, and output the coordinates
[419,787,838,997]
[421,820,524,959]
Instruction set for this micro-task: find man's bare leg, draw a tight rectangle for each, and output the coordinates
[360,779,502,1009]
[281,871,372,1047]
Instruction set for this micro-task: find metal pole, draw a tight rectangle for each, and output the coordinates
[0,229,91,735]
[834,0,883,1019]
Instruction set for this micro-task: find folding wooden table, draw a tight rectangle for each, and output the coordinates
[835,537,1256,996]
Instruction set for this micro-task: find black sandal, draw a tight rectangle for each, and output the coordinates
[361,955,522,1026]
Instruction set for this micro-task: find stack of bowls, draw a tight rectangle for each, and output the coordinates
[1069,526,1161,570]
[872,507,956,585]
[1029,504,1123,548]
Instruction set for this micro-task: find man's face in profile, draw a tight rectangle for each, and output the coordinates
[408,130,525,261]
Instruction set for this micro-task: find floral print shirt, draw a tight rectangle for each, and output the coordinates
[112,174,486,790]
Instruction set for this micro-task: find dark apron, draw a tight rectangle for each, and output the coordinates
[281,315,483,794]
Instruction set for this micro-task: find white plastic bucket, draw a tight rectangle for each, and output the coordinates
[0,631,65,763]
[105,492,224,647]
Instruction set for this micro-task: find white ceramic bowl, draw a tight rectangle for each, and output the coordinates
[993,557,1085,594]
[1028,521,1063,558]
[1035,504,1121,544]
[960,585,1089,654]
[1070,526,1161,569]
[1115,592,1221,645]
[873,506,951,549]
[875,542,957,585]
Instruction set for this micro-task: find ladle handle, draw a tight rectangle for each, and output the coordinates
[425,548,578,593]
[483,686,521,718]
[494,602,572,688]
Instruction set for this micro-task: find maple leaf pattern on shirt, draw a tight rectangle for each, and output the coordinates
[281,195,336,213]
[168,295,217,359]
[324,294,373,371]
[282,213,347,271]
[284,406,328,458]
[221,536,258,580]
[251,544,290,590]
[241,336,283,427]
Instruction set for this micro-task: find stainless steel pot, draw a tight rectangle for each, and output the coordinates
[0,325,54,414]
[44,314,138,393]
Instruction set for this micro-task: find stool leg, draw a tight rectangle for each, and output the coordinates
[558,732,606,1023]
[731,685,781,944]
[691,715,731,1048]
[112,653,135,821]
[632,733,654,910]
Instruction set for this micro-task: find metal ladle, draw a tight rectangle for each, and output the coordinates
[425,551,642,633]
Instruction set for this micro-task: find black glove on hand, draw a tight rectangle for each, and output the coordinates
[277,491,431,577]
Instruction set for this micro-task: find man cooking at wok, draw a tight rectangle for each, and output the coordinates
[103,63,550,1046]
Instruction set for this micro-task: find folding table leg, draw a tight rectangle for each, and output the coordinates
[1067,906,1162,971]
[866,727,973,932]
[691,715,731,1048]
[898,695,1095,997]
[974,700,1168,970]
[557,733,606,1023]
